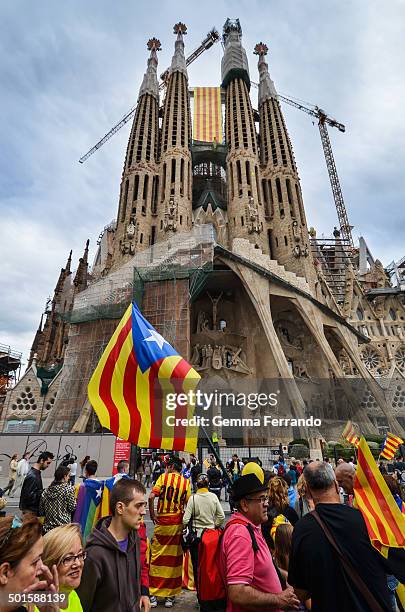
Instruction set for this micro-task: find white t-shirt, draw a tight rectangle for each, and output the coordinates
[17,458,30,478]
[70,462,78,476]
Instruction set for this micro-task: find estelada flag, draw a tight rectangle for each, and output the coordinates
[380,432,404,460]
[88,302,201,452]
[341,420,360,447]
[354,437,405,555]
[73,479,104,542]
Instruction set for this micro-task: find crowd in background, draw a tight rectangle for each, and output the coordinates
[0,447,404,612]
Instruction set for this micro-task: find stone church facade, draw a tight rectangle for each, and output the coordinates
[3,20,404,444]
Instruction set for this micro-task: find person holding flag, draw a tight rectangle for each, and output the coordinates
[148,456,191,608]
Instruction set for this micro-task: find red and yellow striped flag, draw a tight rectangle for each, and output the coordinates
[341,420,360,447]
[88,302,201,452]
[380,432,404,460]
[193,87,222,143]
[354,437,405,554]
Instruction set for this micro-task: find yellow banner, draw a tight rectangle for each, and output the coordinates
[193,87,222,144]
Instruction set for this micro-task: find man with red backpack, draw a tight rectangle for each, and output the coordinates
[198,472,299,611]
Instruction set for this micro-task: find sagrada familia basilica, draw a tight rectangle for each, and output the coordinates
[2,20,404,445]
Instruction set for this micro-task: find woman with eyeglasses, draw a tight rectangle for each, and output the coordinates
[0,515,59,612]
[36,524,85,612]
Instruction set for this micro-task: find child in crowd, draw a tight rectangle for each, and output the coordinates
[273,523,311,611]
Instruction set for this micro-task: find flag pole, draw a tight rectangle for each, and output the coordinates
[200,425,232,487]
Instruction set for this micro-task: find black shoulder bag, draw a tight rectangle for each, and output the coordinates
[182,495,198,552]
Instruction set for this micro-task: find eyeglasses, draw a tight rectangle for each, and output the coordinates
[60,551,87,567]
[0,515,23,550]
[245,496,269,505]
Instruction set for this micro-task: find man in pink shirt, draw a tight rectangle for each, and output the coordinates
[220,473,299,611]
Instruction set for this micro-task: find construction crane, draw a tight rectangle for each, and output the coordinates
[275,92,353,247]
[79,28,220,164]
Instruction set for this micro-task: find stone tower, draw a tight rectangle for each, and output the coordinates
[255,42,314,282]
[157,23,193,240]
[12,18,404,441]
[221,19,267,253]
[114,38,161,263]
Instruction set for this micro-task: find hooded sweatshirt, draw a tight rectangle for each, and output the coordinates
[76,516,141,612]
[39,482,76,533]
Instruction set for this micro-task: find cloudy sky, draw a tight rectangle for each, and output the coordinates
[1,0,404,365]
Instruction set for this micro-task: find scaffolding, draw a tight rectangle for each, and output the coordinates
[41,225,216,433]
[0,344,22,401]
[310,236,353,304]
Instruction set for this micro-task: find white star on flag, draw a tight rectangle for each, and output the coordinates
[144,329,167,350]
[96,487,102,499]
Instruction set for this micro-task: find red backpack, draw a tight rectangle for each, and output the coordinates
[197,518,259,612]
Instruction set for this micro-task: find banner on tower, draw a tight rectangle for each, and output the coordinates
[193,87,223,144]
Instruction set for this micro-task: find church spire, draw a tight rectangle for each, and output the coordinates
[74,239,89,293]
[139,37,161,100]
[170,22,187,75]
[221,18,250,89]
[254,42,277,105]
[66,249,72,272]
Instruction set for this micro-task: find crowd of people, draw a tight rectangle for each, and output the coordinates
[0,448,404,612]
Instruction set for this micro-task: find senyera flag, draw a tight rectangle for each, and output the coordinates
[380,432,404,460]
[354,437,405,555]
[341,420,360,447]
[88,302,201,452]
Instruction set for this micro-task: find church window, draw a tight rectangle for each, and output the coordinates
[284,235,288,246]
[295,183,305,221]
[152,176,159,214]
[286,179,295,216]
[160,220,163,229]
[229,165,234,199]
[268,101,278,166]
[267,230,273,258]
[140,233,143,244]
[161,163,166,202]
[267,180,274,217]
[389,308,397,321]
[180,215,183,225]
[276,178,282,203]
[236,160,242,196]
[255,166,262,205]
[151,226,156,245]
[143,175,149,203]
[246,161,251,185]
[180,158,184,196]
[171,72,179,146]
[146,96,153,161]
[273,100,287,166]
[121,179,129,222]
[171,158,176,195]
[133,175,139,201]
[136,97,148,162]
[275,237,279,247]
[356,307,364,320]
[241,216,244,226]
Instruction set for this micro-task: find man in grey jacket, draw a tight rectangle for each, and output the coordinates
[77,478,149,612]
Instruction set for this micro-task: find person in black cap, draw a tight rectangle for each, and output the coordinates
[219,472,300,611]
[148,456,191,608]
